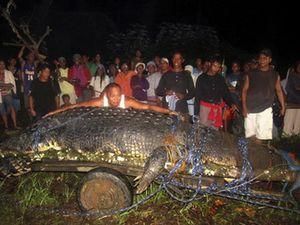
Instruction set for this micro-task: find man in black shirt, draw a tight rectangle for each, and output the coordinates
[194,57,237,129]
[156,52,194,114]
[29,64,60,120]
[242,49,285,141]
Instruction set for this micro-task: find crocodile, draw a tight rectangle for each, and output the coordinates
[0,107,299,195]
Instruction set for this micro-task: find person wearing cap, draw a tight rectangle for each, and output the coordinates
[156,52,194,114]
[89,65,110,98]
[68,54,91,103]
[55,57,77,105]
[184,65,197,116]
[47,83,177,117]
[160,57,171,74]
[146,61,162,105]
[242,49,285,142]
[130,62,149,103]
[115,62,136,97]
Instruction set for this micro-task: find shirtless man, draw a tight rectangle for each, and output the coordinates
[47,83,177,116]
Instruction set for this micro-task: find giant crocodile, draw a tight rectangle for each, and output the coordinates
[0,107,299,197]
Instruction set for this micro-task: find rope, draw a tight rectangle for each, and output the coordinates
[12,110,300,217]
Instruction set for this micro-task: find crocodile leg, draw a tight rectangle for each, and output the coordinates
[135,146,167,194]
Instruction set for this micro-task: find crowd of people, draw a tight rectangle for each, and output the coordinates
[0,47,299,143]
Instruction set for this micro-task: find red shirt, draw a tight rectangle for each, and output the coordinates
[68,65,91,97]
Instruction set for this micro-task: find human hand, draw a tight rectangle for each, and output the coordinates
[168,110,178,116]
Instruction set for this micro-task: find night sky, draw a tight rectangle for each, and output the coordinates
[0,0,298,70]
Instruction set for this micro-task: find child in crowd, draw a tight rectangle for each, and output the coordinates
[61,94,72,108]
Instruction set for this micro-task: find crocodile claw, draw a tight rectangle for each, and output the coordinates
[135,178,151,194]
[134,175,142,182]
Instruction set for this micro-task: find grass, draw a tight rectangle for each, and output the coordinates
[0,134,300,224]
[16,173,58,213]
[0,171,299,225]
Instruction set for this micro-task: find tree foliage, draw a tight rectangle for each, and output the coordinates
[107,24,151,60]
[107,22,220,61]
[155,22,219,58]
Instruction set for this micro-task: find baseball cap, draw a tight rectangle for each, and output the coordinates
[135,62,145,70]
[184,65,193,74]
[161,57,169,64]
[147,61,156,67]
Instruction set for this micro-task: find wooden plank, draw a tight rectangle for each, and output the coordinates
[31,160,144,177]
[31,159,296,184]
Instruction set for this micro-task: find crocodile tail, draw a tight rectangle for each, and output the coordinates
[0,156,32,179]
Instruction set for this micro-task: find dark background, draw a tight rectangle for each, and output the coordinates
[0,0,298,73]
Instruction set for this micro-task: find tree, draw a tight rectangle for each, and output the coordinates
[0,0,52,59]
[106,24,151,60]
[106,22,220,62]
[155,23,220,58]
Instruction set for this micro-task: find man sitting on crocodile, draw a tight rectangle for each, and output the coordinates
[47,83,178,117]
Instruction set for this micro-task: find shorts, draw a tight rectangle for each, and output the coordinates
[0,94,14,115]
[244,107,273,140]
[283,108,300,135]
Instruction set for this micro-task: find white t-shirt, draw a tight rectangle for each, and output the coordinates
[0,70,16,96]
[187,70,202,104]
[146,72,162,97]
